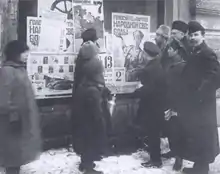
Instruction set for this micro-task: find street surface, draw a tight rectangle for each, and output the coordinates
[0,129,219,174]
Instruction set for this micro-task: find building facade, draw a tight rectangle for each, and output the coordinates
[5,0,220,149]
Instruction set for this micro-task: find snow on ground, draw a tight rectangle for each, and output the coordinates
[0,129,219,174]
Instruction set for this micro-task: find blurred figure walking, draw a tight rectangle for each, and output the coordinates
[0,40,42,174]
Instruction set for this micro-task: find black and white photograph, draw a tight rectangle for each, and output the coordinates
[0,0,220,174]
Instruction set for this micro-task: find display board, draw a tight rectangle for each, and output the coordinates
[27,1,154,98]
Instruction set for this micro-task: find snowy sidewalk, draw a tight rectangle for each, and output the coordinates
[0,129,219,174]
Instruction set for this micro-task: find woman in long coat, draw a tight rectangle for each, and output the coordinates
[0,40,42,174]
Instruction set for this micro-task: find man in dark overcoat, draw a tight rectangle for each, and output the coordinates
[71,41,109,174]
[132,42,167,168]
[160,21,190,168]
[178,21,220,174]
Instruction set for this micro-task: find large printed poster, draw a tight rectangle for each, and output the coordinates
[27,17,75,53]
[27,53,77,99]
[38,0,104,53]
[111,13,150,92]
[73,0,104,52]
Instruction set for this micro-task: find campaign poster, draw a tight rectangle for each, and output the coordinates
[27,17,75,53]
[37,0,75,53]
[27,52,77,99]
[26,17,42,50]
[112,13,150,84]
[73,0,105,52]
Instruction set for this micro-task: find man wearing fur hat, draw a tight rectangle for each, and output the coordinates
[176,21,220,174]
[155,25,170,51]
[161,20,190,70]
[160,21,190,164]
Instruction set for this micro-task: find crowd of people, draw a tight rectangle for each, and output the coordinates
[71,20,220,174]
[0,19,219,174]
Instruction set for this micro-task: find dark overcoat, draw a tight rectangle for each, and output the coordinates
[71,80,108,160]
[180,42,220,163]
[0,61,42,167]
[133,57,167,132]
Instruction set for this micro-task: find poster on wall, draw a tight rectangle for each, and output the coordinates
[111,12,150,92]
[26,17,41,51]
[73,0,105,53]
[27,52,77,99]
[27,17,75,53]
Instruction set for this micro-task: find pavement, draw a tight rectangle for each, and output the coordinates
[0,129,220,174]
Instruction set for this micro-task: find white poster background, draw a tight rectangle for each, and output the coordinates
[39,18,65,52]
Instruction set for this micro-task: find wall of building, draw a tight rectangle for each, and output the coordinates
[0,0,18,59]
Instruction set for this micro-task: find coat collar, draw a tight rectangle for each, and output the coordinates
[192,41,207,54]
[3,60,26,69]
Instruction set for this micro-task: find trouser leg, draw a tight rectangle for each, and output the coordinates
[148,123,162,162]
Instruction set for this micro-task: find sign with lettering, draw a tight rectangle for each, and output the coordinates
[27,17,41,50]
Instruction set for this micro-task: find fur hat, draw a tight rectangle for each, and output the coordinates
[157,25,170,38]
[172,20,188,34]
[188,21,205,34]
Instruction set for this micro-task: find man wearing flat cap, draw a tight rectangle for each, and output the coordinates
[132,42,167,168]
[176,21,220,174]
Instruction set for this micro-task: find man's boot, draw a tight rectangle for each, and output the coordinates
[183,162,209,174]
[173,156,183,171]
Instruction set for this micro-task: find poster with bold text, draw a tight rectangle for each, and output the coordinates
[27,17,42,51]
[111,13,150,93]
[73,0,104,52]
[27,17,75,53]
[27,53,77,99]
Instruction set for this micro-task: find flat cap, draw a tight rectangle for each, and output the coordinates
[144,41,161,57]
[188,20,205,34]
[172,20,188,34]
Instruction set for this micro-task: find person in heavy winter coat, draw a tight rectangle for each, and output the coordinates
[178,21,220,174]
[71,42,109,174]
[0,40,42,174]
[132,42,167,168]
